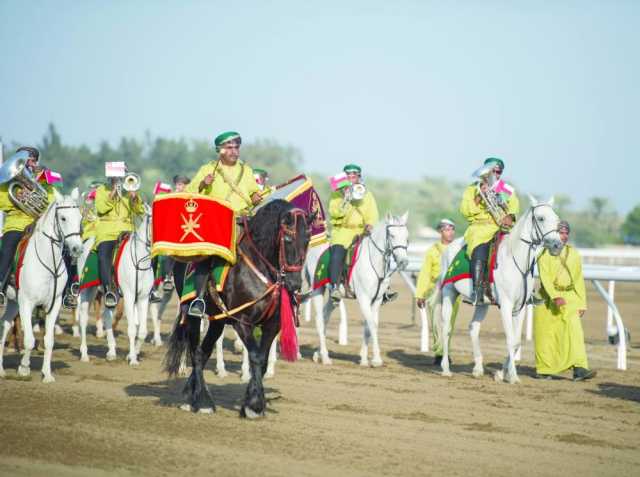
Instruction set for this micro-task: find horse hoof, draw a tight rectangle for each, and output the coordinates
[17,366,30,377]
[178,368,188,378]
[42,375,55,384]
[179,404,192,412]
[54,325,63,336]
[153,338,162,347]
[0,369,6,379]
[198,407,214,415]
[106,353,117,362]
[241,406,264,419]
[322,357,333,366]
[216,369,228,379]
[472,368,484,378]
[33,324,40,333]
[264,370,275,379]
[129,359,140,367]
[494,370,505,382]
[359,359,369,367]
[312,351,320,363]
[441,370,452,378]
[508,376,521,385]
[371,358,383,368]
[96,331,105,339]
[80,355,90,363]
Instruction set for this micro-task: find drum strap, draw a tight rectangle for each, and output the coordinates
[215,161,253,208]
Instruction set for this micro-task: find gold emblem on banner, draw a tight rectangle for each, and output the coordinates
[180,198,204,241]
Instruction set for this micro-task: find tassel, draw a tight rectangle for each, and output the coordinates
[279,287,298,362]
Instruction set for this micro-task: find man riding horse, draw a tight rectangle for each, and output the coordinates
[95,165,145,308]
[460,157,520,305]
[185,131,263,317]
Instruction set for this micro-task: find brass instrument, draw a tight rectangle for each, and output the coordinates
[122,172,141,192]
[0,151,50,218]
[472,164,510,230]
[342,182,366,207]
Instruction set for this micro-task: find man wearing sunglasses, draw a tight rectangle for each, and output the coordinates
[460,157,520,305]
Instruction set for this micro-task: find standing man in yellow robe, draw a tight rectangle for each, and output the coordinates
[95,169,145,308]
[460,157,519,304]
[185,131,263,317]
[0,147,55,306]
[415,219,460,364]
[534,220,595,381]
[328,164,379,301]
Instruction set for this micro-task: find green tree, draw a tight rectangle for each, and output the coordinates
[622,205,640,244]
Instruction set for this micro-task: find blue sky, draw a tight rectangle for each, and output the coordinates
[1,0,638,213]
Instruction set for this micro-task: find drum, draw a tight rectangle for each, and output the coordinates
[256,174,327,247]
[151,193,237,263]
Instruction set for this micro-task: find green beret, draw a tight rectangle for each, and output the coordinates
[253,168,268,177]
[214,131,242,149]
[484,157,505,171]
[343,163,362,174]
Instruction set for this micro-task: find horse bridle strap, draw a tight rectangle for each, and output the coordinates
[43,204,81,245]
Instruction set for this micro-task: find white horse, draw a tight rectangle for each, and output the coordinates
[434,197,562,383]
[77,209,154,365]
[307,212,409,367]
[0,188,83,382]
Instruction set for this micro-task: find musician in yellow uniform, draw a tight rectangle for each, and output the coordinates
[415,219,460,364]
[328,164,379,301]
[534,221,595,381]
[0,147,56,306]
[95,171,145,308]
[460,157,520,304]
[185,131,263,317]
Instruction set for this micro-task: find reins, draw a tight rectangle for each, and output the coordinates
[366,223,408,305]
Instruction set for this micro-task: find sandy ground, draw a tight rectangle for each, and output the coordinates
[0,279,638,477]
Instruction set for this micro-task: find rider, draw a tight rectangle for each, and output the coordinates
[328,164,379,302]
[415,218,459,364]
[0,147,55,306]
[94,166,145,308]
[185,131,263,317]
[460,157,519,305]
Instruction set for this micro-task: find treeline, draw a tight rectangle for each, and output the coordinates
[1,123,635,247]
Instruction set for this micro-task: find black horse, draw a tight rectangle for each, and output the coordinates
[164,199,313,418]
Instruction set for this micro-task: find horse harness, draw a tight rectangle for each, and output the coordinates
[204,208,309,325]
[366,223,408,305]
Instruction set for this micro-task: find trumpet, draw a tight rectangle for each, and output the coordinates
[115,172,141,197]
[341,182,366,207]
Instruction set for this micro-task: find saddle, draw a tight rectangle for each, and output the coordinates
[313,236,363,298]
[79,232,131,291]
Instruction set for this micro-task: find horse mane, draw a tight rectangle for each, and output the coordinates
[246,199,294,263]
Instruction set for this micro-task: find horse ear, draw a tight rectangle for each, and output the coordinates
[70,187,80,202]
[400,211,409,224]
[385,211,393,222]
[547,195,555,207]
[528,194,538,207]
[53,187,63,202]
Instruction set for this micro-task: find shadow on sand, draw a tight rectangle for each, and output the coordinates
[586,382,640,403]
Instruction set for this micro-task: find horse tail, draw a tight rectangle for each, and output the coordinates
[163,308,189,377]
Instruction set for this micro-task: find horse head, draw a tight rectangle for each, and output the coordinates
[384,211,410,270]
[527,195,563,256]
[134,203,153,248]
[279,206,312,292]
[52,187,83,258]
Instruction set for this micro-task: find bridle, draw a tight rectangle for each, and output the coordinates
[277,208,310,274]
[129,212,153,303]
[367,222,408,304]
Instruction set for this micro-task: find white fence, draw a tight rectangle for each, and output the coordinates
[401,249,639,370]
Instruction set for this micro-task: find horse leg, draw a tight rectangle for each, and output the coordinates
[312,291,333,365]
[303,299,311,322]
[236,323,267,419]
[240,342,251,382]
[94,295,105,337]
[196,320,222,413]
[78,289,93,362]
[440,289,454,377]
[124,295,140,366]
[181,315,213,413]
[148,301,162,347]
[265,335,278,379]
[370,301,384,367]
[469,305,489,378]
[496,299,519,384]
[103,307,117,361]
[338,299,348,345]
[17,300,35,376]
[215,324,228,378]
[42,300,63,383]
[135,297,150,358]
[357,294,379,367]
[232,328,244,353]
[0,303,18,378]
[513,307,526,362]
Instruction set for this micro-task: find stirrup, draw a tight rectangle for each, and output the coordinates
[70,281,80,297]
[149,289,163,303]
[329,285,342,302]
[63,293,77,309]
[382,290,398,305]
[104,290,118,309]
[162,278,174,292]
[527,294,544,306]
[0,291,6,307]
[188,298,206,318]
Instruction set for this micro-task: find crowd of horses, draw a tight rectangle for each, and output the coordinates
[0,188,563,418]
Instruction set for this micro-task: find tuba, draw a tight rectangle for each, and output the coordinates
[472,164,510,230]
[0,151,50,218]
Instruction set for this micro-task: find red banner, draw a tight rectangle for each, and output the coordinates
[151,193,236,263]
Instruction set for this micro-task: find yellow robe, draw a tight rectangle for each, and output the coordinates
[460,183,520,257]
[81,208,98,242]
[186,160,260,215]
[329,190,379,248]
[534,245,589,374]
[0,183,55,233]
[94,185,145,247]
[415,241,460,356]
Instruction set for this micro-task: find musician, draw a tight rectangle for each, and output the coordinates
[80,186,99,242]
[94,169,145,308]
[0,147,55,306]
[534,220,595,381]
[460,158,520,305]
[415,219,460,364]
[185,131,262,317]
[328,164,379,301]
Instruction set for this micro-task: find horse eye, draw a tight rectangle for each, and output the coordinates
[61,216,66,222]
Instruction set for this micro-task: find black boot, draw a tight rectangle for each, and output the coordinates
[188,261,209,318]
[471,259,485,305]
